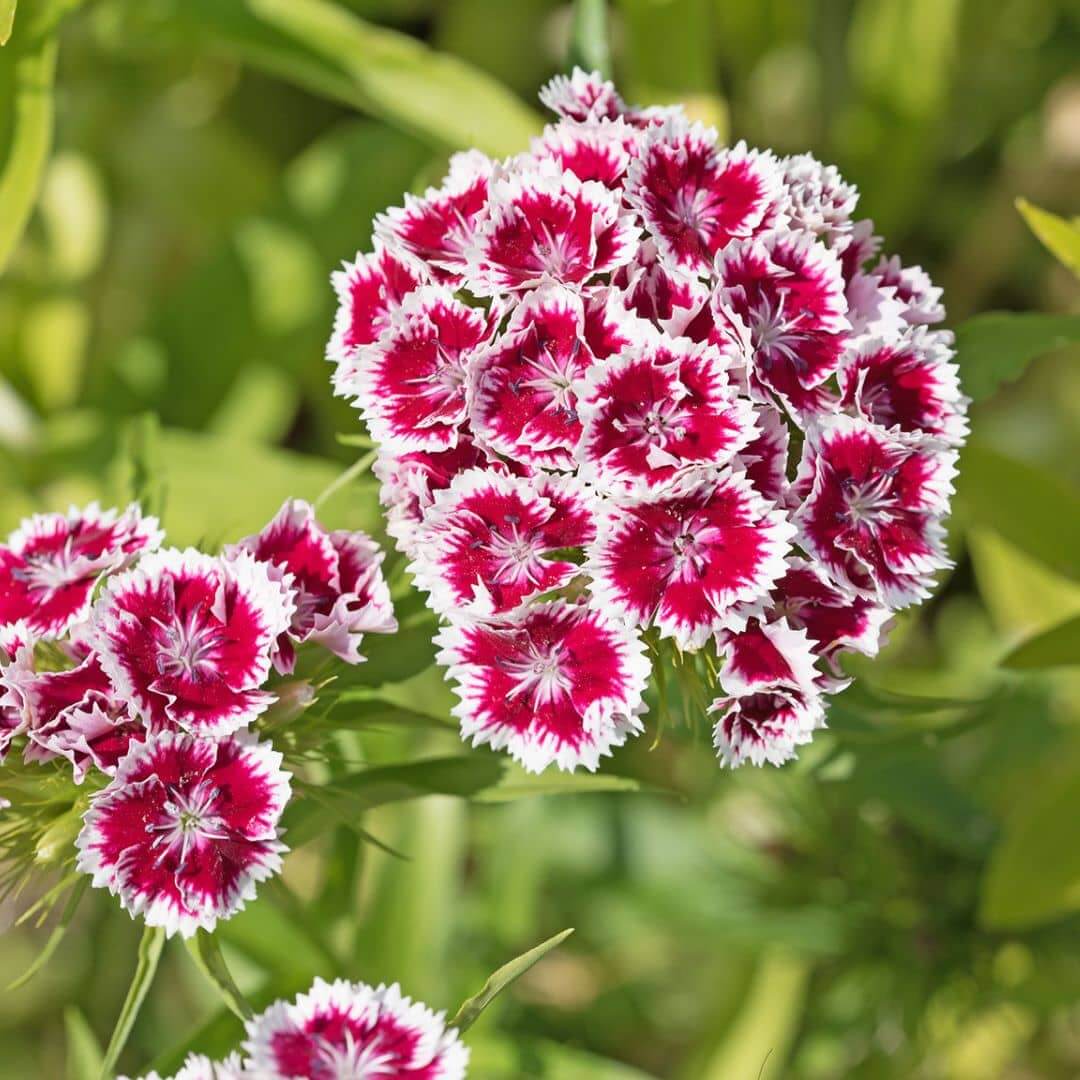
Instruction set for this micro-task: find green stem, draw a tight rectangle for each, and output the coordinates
[568,0,611,78]
[99,925,166,1080]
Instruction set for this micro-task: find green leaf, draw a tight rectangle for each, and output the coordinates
[980,751,1080,930]
[319,697,454,732]
[0,26,57,272]
[450,928,574,1033]
[0,1,16,46]
[1016,197,1080,277]
[467,1034,658,1079]
[184,931,254,1021]
[698,949,810,1080]
[1002,614,1080,670]
[283,755,506,848]
[63,1007,104,1080]
[953,312,1080,401]
[473,766,663,802]
[957,441,1080,581]
[568,0,611,78]
[99,925,166,1080]
[330,607,439,687]
[7,876,88,991]
[174,0,541,157]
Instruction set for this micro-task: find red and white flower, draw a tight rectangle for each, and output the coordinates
[75,732,290,937]
[436,600,650,773]
[469,285,612,469]
[734,405,790,505]
[838,328,968,446]
[710,617,824,767]
[587,470,794,650]
[713,230,849,416]
[376,149,493,283]
[228,500,396,674]
[467,162,637,294]
[244,977,468,1080]
[793,415,957,607]
[779,153,858,243]
[328,243,425,397]
[410,470,594,617]
[871,254,945,325]
[0,503,162,639]
[531,117,638,190]
[626,121,782,275]
[122,1053,247,1080]
[350,286,496,453]
[538,66,626,123]
[92,548,293,736]
[612,238,705,330]
[577,338,757,492]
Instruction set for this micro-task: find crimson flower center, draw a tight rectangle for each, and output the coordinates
[841,471,898,526]
[154,605,224,680]
[501,639,573,706]
[150,780,229,868]
[11,543,81,591]
[483,518,550,586]
[747,290,811,367]
[311,1028,396,1078]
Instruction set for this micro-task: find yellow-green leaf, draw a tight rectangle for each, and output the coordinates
[0,0,16,45]
[1002,614,1080,670]
[1017,196,1080,278]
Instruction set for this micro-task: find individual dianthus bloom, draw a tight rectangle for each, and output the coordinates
[779,153,859,243]
[75,731,290,937]
[588,470,795,650]
[710,617,825,767]
[838,327,969,446]
[626,121,782,275]
[349,286,497,452]
[409,470,595,617]
[0,503,162,639]
[244,977,469,1080]
[328,242,425,397]
[870,253,945,325]
[531,116,638,190]
[92,548,294,736]
[227,499,396,674]
[577,337,758,492]
[122,1053,248,1080]
[436,600,650,773]
[793,415,957,607]
[735,406,790,505]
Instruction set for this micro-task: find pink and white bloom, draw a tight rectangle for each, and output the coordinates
[538,66,625,123]
[350,286,496,452]
[92,548,293,736]
[587,470,794,650]
[711,617,824,767]
[612,238,705,330]
[838,328,968,446]
[0,503,162,638]
[467,162,637,294]
[780,153,858,243]
[793,415,957,607]
[531,117,638,190]
[123,1053,248,1080]
[437,600,650,773]
[469,285,606,470]
[244,977,468,1080]
[577,338,757,492]
[75,732,290,937]
[376,149,493,283]
[871,254,945,325]
[734,406,790,505]
[626,121,782,275]
[228,500,396,674]
[713,230,850,416]
[410,470,594,617]
[328,243,425,397]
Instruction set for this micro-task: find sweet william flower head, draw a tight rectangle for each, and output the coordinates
[437,600,650,774]
[244,977,469,1080]
[228,499,396,674]
[122,1053,248,1080]
[92,548,294,736]
[0,502,162,639]
[75,731,290,938]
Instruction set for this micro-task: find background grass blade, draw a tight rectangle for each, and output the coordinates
[99,926,166,1080]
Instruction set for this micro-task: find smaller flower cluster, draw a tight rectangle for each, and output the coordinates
[124,977,468,1079]
[0,499,395,937]
[329,68,967,773]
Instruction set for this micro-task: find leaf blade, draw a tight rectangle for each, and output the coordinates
[1002,614,1080,670]
[184,931,254,1021]
[99,925,167,1080]
[1016,196,1080,277]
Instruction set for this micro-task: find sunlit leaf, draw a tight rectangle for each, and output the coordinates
[0,0,16,46]
[953,312,1080,401]
[63,1007,103,1080]
[980,750,1080,929]
[450,928,574,1033]
[99,925,166,1080]
[1016,197,1080,277]
[1002,614,1080,670]
[184,931,254,1021]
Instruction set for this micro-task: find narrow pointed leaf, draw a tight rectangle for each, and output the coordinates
[450,928,575,1033]
[8,876,88,990]
[1016,197,1080,277]
[185,931,254,1021]
[0,0,16,46]
[99,925,166,1080]
[1002,614,1080,670]
[64,1007,104,1080]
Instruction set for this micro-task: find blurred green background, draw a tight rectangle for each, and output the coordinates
[2,1,1080,1077]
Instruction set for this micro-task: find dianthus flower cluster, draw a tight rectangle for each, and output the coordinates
[123,977,468,1079]
[0,499,395,936]
[329,69,967,773]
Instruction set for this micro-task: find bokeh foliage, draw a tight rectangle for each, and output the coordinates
[1,1,1079,1077]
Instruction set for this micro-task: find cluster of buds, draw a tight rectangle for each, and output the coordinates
[329,69,967,773]
[0,499,395,937]
[124,977,468,1080]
